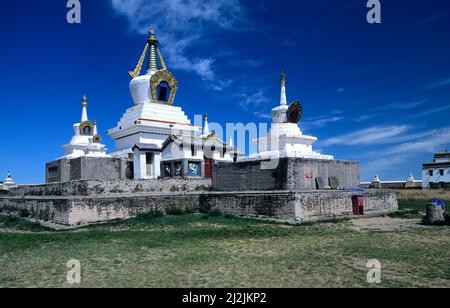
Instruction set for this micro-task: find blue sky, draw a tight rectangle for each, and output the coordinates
[0,0,449,184]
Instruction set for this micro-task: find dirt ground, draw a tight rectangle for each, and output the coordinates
[350,217,425,231]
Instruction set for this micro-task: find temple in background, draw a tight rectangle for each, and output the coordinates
[422,150,450,189]
[1,29,401,227]
[46,30,238,183]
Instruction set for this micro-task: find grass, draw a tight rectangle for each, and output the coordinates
[397,199,449,216]
[0,212,449,288]
[0,215,50,232]
[397,189,450,201]
[394,190,450,221]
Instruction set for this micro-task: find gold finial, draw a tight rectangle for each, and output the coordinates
[82,95,88,107]
[280,71,287,86]
[147,28,158,44]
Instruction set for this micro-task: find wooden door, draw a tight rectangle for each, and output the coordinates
[204,158,213,179]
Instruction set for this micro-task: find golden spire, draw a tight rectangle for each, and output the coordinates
[146,28,159,72]
[81,95,88,107]
[128,28,168,78]
[157,47,167,70]
[129,42,149,79]
[280,71,287,86]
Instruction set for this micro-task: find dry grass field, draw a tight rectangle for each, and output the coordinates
[0,207,449,288]
[397,189,450,201]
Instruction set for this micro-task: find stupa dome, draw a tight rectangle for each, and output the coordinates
[130,74,153,105]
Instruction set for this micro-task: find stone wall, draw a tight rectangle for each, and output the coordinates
[9,179,212,197]
[287,158,360,190]
[213,158,360,191]
[46,157,133,184]
[46,159,71,183]
[0,189,397,226]
[294,189,397,222]
[213,159,289,191]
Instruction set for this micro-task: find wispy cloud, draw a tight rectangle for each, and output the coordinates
[253,111,272,120]
[354,99,427,123]
[384,127,450,155]
[362,154,412,180]
[238,90,270,111]
[301,116,345,130]
[354,114,377,123]
[321,125,412,146]
[410,104,450,118]
[417,12,449,25]
[426,77,450,90]
[212,79,234,92]
[370,99,427,111]
[336,86,368,93]
[111,0,246,80]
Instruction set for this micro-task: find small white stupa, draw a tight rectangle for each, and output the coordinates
[2,172,16,190]
[62,95,110,159]
[249,72,333,160]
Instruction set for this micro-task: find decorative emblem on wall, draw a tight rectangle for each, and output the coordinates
[150,69,178,105]
[175,162,183,176]
[287,101,303,124]
[188,162,200,176]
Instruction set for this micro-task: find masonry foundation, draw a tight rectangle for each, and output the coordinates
[0,189,398,226]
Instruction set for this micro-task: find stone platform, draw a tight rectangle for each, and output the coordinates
[0,188,397,226]
[10,178,212,197]
[213,157,360,191]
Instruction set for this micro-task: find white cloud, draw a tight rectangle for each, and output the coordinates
[253,111,272,120]
[111,0,245,80]
[321,125,411,146]
[212,79,234,92]
[426,77,450,90]
[301,116,345,130]
[410,104,450,118]
[238,90,270,110]
[384,127,450,155]
[417,12,449,24]
[336,86,368,93]
[361,155,412,180]
[371,99,427,111]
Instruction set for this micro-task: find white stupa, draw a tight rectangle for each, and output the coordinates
[108,29,201,158]
[249,72,333,160]
[62,96,110,159]
[2,172,16,190]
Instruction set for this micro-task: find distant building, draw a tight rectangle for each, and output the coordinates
[422,150,450,189]
[360,174,422,189]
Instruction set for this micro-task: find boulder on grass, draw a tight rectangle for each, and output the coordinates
[422,202,446,225]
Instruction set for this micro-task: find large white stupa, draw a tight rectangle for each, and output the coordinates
[108,29,201,158]
[249,72,333,160]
